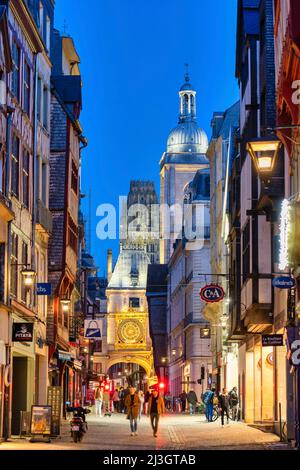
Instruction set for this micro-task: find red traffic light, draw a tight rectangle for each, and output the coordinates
[159,382,165,390]
[105,384,110,391]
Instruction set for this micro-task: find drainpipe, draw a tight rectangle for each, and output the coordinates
[3,101,15,441]
[32,54,39,282]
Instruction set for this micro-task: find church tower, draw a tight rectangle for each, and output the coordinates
[160,69,209,263]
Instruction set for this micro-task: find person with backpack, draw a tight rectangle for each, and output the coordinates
[202,387,215,422]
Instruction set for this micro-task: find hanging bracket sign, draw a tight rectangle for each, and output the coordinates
[200,284,225,303]
[262,334,284,347]
[272,277,296,289]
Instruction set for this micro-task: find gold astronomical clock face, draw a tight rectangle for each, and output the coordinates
[118,320,144,345]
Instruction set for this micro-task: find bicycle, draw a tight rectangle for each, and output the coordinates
[212,405,235,422]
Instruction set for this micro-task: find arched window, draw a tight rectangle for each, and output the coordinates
[190,95,195,116]
[184,94,189,114]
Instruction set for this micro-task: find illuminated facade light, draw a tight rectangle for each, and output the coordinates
[200,327,211,339]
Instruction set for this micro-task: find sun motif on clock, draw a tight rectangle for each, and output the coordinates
[118,320,144,344]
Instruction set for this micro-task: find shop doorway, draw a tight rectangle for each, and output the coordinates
[11,356,28,435]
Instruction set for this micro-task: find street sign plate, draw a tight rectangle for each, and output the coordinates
[37,283,52,295]
[262,334,284,347]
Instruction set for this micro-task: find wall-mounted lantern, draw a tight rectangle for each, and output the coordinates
[21,268,36,287]
[246,136,282,173]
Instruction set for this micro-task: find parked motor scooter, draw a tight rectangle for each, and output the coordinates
[67,406,91,443]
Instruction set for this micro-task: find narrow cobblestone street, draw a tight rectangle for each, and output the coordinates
[0,413,291,451]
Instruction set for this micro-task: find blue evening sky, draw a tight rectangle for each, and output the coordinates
[55,0,239,274]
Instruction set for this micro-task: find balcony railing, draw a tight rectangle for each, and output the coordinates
[36,199,53,234]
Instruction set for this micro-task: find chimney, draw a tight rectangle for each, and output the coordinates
[107,249,112,283]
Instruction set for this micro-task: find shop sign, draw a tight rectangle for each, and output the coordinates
[286,327,300,367]
[84,319,102,339]
[30,406,52,436]
[262,334,284,347]
[279,200,300,270]
[0,340,5,365]
[73,360,82,370]
[37,283,52,295]
[272,277,296,289]
[58,350,76,361]
[200,284,225,303]
[12,323,33,342]
[47,387,62,436]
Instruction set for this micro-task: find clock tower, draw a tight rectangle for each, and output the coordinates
[104,247,156,385]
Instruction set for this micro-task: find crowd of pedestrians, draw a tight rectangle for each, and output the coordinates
[93,383,240,432]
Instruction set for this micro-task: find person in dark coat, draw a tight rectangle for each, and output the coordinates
[187,389,198,415]
[229,387,239,421]
[147,390,165,437]
[218,388,230,426]
[179,391,187,413]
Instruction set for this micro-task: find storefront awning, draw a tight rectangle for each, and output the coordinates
[73,360,82,370]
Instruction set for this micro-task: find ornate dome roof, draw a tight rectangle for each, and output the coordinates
[180,81,194,92]
[167,121,208,154]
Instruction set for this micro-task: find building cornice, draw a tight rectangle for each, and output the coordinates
[10,0,44,53]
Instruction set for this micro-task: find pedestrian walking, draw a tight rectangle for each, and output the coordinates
[219,388,230,426]
[113,389,120,413]
[147,389,165,437]
[164,392,172,412]
[138,390,145,419]
[202,387,215,422]
[144,389,151,415]
[187,389,198,415]
[125,386,141,436]
[229,387,239,421]
[118,387,125,413]
[179,390,187,413]
[103,388,111,416]
[95,386,103,417]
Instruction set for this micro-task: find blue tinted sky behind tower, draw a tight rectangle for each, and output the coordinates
[55,0,239,274]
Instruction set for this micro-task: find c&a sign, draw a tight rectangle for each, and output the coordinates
[200,284,225,303]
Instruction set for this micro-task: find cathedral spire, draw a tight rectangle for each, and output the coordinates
[179,64,196,123]
[184,62,190,83]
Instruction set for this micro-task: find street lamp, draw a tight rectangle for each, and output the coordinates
[60,296,71,313]
[246,136,282,173]
[20,268,36,287]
